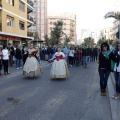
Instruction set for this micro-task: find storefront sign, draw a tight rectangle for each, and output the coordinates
[0,36,22,41]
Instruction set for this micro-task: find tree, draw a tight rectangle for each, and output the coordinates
[104,11,120,39]
[64,35,71,46]
[44,35,50,46]
[97,38,105,46]
[34,31,39,41]
[83,37,94,46]
[50,20,64,45]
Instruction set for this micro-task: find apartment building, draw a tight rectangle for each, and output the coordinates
[48,13,77,45]
[100,27,114,40]
[29,0,47,42]
[113,0,120,39]
[0,0,34,46]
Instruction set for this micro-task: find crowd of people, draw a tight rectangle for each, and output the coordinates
[0,41,120,100]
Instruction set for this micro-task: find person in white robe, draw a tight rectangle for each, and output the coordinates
[49,47,69,79]
[23,44,42,78]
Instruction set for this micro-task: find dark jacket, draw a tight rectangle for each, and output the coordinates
[15,48,22,59]
[99,51,115,70]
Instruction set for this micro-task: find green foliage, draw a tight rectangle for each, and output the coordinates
[114,12,120,20]
[44,35,50,46]
[50,20,64,45]
[64,35,71,46]
[97,38,105,46]
[97,38,114,46]
[83,37,94,46]
[34,31,39,41]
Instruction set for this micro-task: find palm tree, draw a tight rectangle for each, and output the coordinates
[104,11,120,39]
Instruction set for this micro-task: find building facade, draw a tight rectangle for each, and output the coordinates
[100,27,114,40]
[48,13,77,45]
[29,0,47,42]
[113,0,120,39]
[0,0,34,46]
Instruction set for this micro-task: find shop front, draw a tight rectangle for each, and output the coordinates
[0,36,22,46]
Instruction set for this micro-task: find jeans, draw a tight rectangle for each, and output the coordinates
[48,54,52,60]
[2,60,8,73]
[64,54,68,63]
[114,72,120,93]
[82,56,88,67]
[0,59,2,71]
[99,68,110,90]
[16,59,22,68]
[74,56,79,66]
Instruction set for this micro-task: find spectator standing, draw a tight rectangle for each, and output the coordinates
[0,45,3,76]
[15,45,22,69]
[2,45,10,75]
[68,47,74,67]
[98,42,115,96]
[112,42,120,99]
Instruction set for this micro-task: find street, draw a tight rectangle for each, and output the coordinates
[0,62,112,120]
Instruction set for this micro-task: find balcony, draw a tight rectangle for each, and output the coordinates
[27,15,34,22]
[0,22,2,31]
[27,32,33,37]
[27,0,34,7]
[27,7,33,14]
[0,3,2,10]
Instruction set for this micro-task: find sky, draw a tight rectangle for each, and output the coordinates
[48,0,116,39]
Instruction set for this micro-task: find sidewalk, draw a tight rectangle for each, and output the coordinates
[108,73,120,120]
[0,60,49,78]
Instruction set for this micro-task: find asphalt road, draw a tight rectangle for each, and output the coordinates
[0,62,112,120]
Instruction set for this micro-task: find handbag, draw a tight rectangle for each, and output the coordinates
[114,62,120,72]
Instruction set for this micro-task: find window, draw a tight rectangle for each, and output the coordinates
[7,16,14,27]
[19,21,25,30]
[6,0,14,6]
[19,0,25,12]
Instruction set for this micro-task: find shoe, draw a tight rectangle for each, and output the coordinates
[17,68,19,69]
[19,67,22,69]
[112,93,120,99]
[100,89,104,96]
[103,89,106,96]
[7,72,10,74]
[4,72,7,75]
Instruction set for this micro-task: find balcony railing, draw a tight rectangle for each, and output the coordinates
[0,22,2,31]
[27,32,33,37]
[27,15,34,22]
[0,3,2,10]
[27,0,34,7]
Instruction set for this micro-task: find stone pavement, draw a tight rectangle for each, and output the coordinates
[108,73,120,120]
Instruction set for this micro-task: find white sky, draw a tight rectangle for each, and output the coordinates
[48,0,115,39]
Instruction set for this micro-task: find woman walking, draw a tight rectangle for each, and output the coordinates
[98,42,114,96]
[49,47,69,80]
[23,44,42,78]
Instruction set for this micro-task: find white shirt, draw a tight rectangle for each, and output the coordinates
[2,49,9,60]
[69,50,74,57]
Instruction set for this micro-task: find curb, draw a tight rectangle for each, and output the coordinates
[108,73,119,120]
